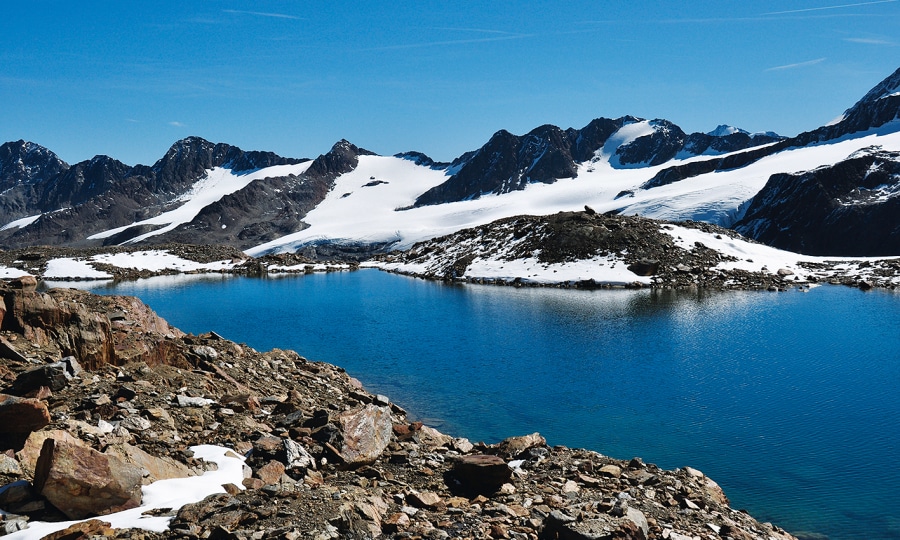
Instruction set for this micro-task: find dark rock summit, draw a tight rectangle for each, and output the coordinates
[0,141,69,192]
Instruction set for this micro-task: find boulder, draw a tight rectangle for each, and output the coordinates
[334,404,392,466]
[450,454,512,495]
[37,519,114,540]
[105,442,193,485]
[255,459,286,485]
[0,393,51,435]
[497,432,546,458]
[6,357,81,395]
[7,276,37,290]
[33,436,144,519]
[283,438,316,471]
[543,509,649,540]
[16,429,82,478]
[627,259,660,277]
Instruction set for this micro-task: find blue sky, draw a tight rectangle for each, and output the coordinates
[2,1,898,166]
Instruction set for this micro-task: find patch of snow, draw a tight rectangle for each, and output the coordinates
[248,127,900,258]
[0,266,31,279]
[88,162,312,244]
[90,250,237,273]
[43,258,113,280]
[368,254,651,287]
[707,125,749,137]
[0,214,41,231]
[4,445,246,539]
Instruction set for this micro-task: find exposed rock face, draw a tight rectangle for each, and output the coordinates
[0,284,184,371]
[0,137,304,248]
[615,119,686,167]
[0,141,70,222]
[796,65,900,144]
[148,139,371,249]
[734,147,900,255]
[33,436,144,519]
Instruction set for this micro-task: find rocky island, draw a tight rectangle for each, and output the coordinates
[0,275,802,539]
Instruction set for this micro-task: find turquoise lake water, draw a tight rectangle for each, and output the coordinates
[70,270,900,540]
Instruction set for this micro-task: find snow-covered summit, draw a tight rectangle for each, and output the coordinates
[707,125,750,137]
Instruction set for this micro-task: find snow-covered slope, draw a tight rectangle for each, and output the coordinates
[247,124,900,257]
[87,162,311,244]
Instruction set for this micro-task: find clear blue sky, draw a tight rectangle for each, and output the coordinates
[2,1,898,166]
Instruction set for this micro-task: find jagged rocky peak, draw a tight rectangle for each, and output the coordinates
[305,139,376,180]
[395,151,437,167]
[151,136,303,185]
[0,140,69,190]
[707,125,749,137]
[615,119,687,167]
[798,66,900,143]
[39,154,133,208]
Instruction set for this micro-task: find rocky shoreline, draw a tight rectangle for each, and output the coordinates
[0,276,804,539]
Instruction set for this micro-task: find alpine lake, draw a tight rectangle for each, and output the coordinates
[62,269,900,540]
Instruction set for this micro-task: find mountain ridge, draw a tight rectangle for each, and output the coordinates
[2,66,900,258]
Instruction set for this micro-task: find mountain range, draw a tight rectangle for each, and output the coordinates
[2,66,899,258]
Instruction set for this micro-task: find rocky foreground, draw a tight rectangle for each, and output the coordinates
[0,276,801,539]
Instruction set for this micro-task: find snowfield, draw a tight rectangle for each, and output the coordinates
[4,446,246,539]
[248,124,900,262]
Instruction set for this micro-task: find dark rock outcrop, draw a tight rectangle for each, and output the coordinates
[733,147,900,255]
[414,116,781,207]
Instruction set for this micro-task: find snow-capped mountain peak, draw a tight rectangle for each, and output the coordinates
[707,125,750,137]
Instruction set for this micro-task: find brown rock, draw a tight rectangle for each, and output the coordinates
[8,276,37,291]
[105,442,193,485]
[221,393,260,412]
[497,432,546,458]
[408,490,443,510]
[39,519,114,540]
[599,464,623,478]
[334,404,392,466]
[383,512,411,533]
[256,459,286,485]
[33,437,144,519]
[450,454,512,495]
[0,393,51,434]
[17,429,81,478]
[242,477,266,490]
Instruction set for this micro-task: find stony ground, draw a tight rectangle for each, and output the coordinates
[0,278,803,540]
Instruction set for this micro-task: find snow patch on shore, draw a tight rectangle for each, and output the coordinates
[4,445,246,539]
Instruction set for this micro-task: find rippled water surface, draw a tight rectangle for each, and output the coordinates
[74,270,900,540]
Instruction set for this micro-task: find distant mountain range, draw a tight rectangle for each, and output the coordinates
[2,66,899,258]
